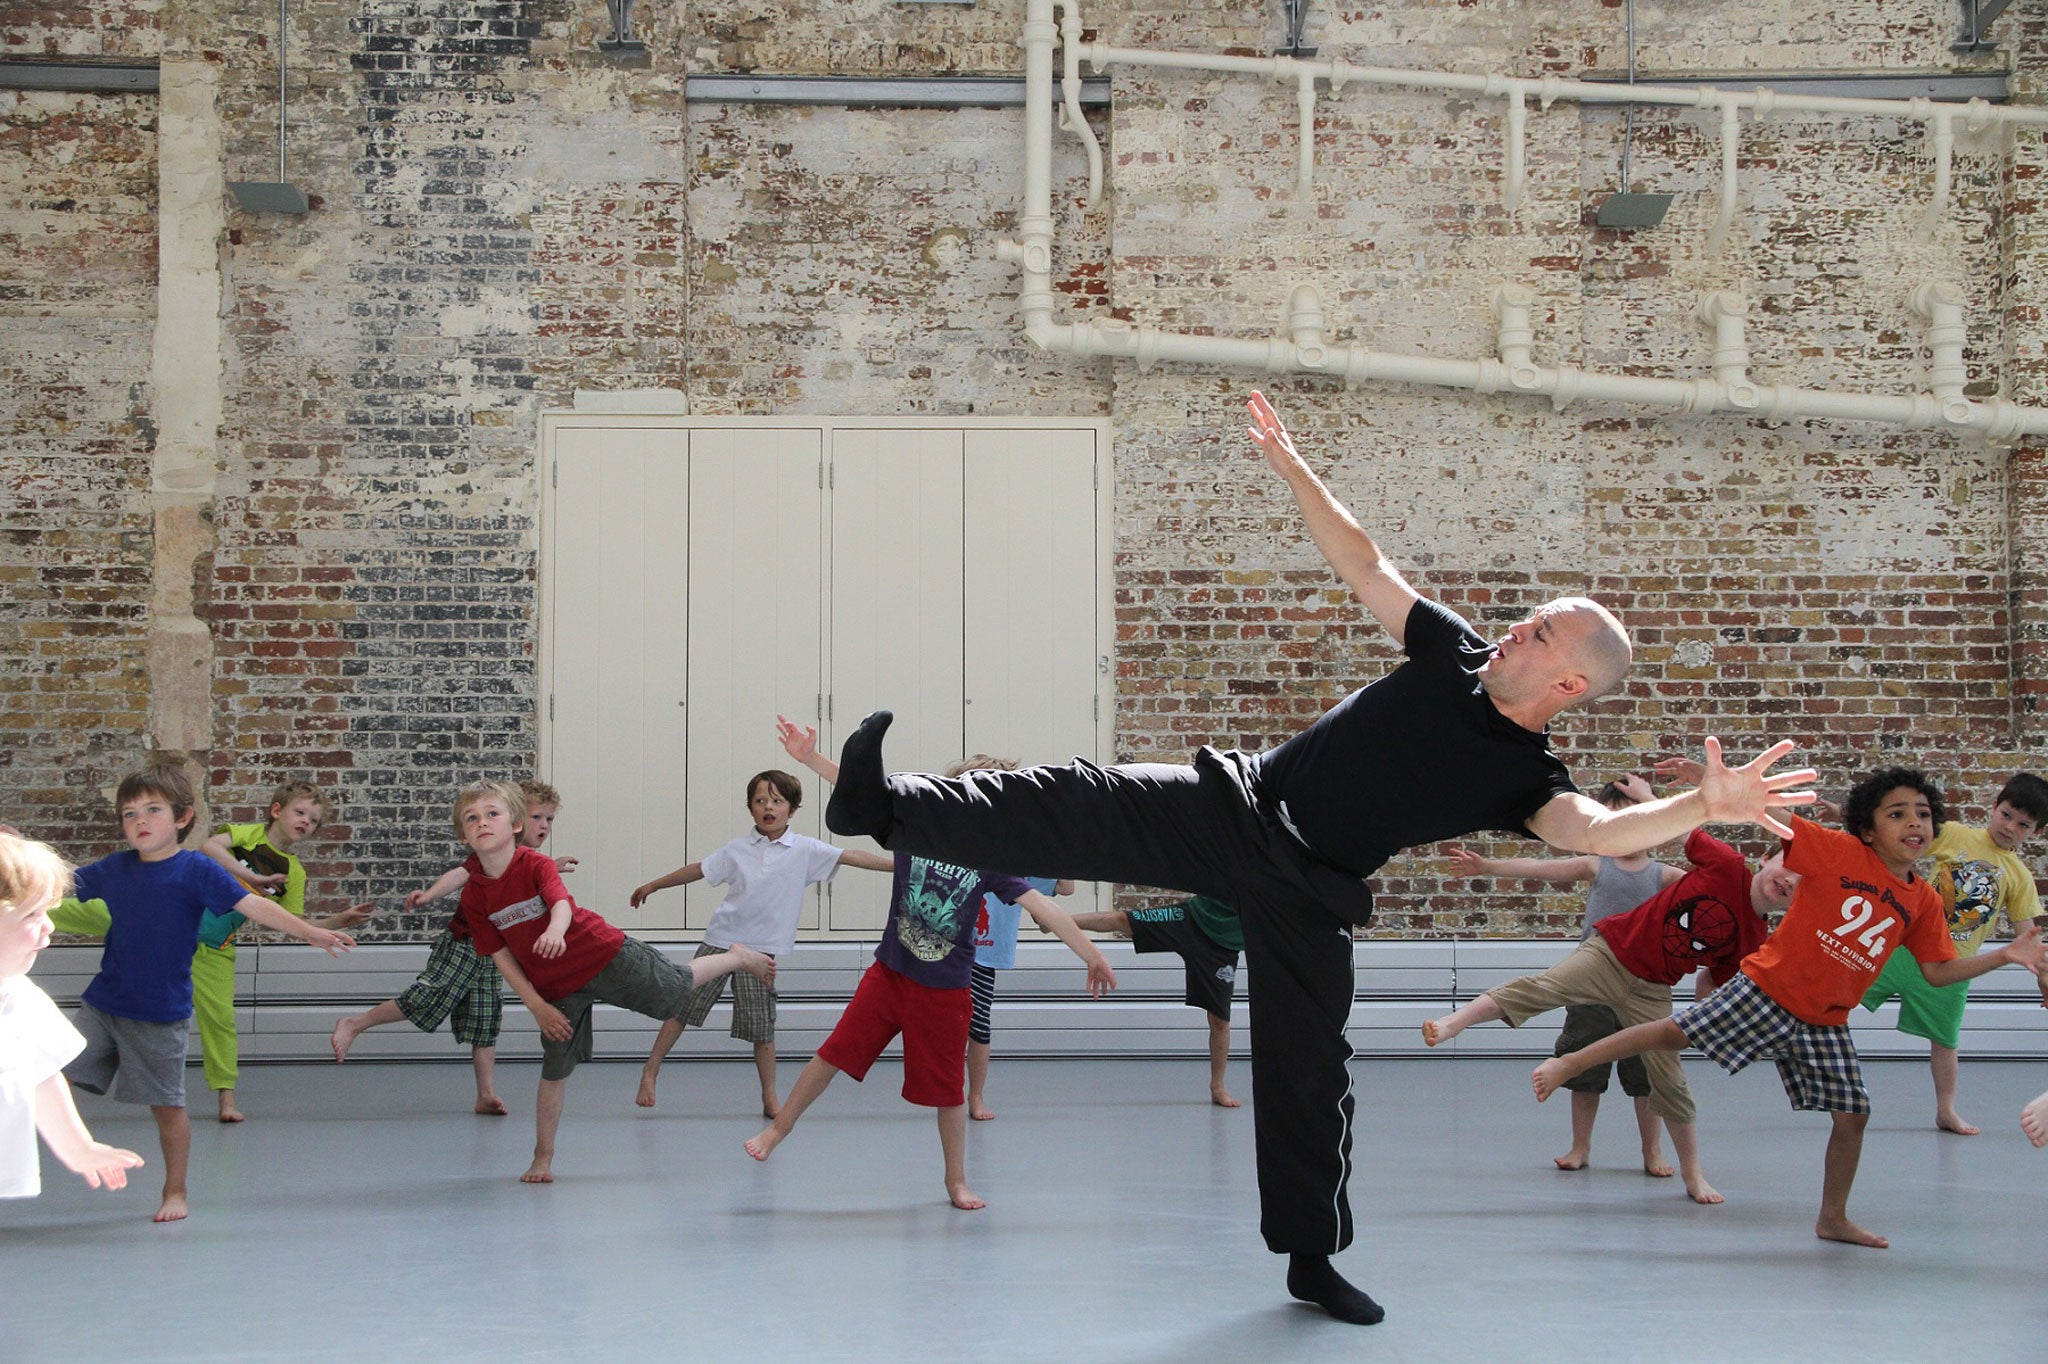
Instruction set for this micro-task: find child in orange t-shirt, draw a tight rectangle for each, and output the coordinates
[1534,767,2046,1250]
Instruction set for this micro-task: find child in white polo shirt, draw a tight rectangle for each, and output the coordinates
[631,727,893,1115]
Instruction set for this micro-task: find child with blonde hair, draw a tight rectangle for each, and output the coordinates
[330,778,575,1114]
[0,831,143,1199]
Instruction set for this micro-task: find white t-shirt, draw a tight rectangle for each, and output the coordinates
[699,830,844,957]
[0,976,87,1198]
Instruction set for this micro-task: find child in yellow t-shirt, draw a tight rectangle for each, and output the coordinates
[1859,772,2046,1135]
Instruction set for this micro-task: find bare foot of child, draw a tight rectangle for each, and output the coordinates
[1211,1087,1241,1108]
[947,1179,987,1211]
[154,1191,189,1223]
[1553,1149,1588,1170]
[1815,1214,1888,1248]
[969,1101,994,1121]
[1642,1155,1674,1178]
[1532,1059,1573,1102]
[744,1127,783,1161]
[732,943,775,983]
[1936,1108,1979,1136]
[216,1093,244,1124]
[2022,1091,2048,1146]
[1685,1175,1723,1205]
[520,1156,554,1184]
[762,1094,781,1121]
[474,1095,508,1116]
[331,1016,363,1062]
[635,1068,659,1108]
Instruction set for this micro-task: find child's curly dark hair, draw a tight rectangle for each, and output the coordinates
[1842,767,1945,839]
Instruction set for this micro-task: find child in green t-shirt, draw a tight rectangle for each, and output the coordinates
[1070,895,1245,1107]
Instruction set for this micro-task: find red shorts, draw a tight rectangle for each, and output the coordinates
[816,961,971,1108]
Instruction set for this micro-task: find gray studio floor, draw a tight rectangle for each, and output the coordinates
[5,1054,2046,1363]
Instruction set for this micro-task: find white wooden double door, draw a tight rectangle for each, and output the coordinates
[541,417,1109,936]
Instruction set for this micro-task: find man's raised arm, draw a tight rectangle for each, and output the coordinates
[1526,738,1816,857]
[1245,390,1421,643]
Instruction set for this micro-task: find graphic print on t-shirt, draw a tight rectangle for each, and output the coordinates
[1940,857,2002,944]
[896,859,980,964]
[1810,879,1902,975]
[487,894,547,934]
[1661,892,1740,966]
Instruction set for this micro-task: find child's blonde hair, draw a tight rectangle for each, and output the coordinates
[518,778,563,809]
[266,779,330,824]
[943,755,1019,779]
[451,779,527,838]
[0,831,72,927]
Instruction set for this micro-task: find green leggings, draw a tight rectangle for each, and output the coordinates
[52,897,240,1092]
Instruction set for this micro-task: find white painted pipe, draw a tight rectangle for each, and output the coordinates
[1698,292,1759,409]
[1917,107,1954,241]
[1705,100,1740,255]
[1910,280,1975,426]
[1493,284,1541,390]
[1056,2,1103,207]
[1011,0,2048,441]
[1503,91,1526,211]
[1295,66,1317,197]
[1076,41,2048,127]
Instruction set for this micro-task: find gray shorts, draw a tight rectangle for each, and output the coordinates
[64,1003,190,1109]
[541,939,695,1081]
[679,941,777,1043]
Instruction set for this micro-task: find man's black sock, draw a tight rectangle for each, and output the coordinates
[824,709,895,839]
[1286,1253,1385,1326]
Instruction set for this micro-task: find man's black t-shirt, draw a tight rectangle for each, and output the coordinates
[1249,598,1578,878]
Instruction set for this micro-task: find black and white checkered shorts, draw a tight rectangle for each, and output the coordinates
[1674,971,1869,1114]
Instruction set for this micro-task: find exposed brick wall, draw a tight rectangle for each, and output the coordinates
[0,78,158,851]
[4,0,2045,942]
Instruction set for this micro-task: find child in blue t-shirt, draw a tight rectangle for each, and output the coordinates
[61,765,354,1222]
[745,750,1114,1210]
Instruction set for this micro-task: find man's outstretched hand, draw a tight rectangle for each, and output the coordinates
[1694,737,1816,839]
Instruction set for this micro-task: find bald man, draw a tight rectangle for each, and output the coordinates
[823,391,1810,1326]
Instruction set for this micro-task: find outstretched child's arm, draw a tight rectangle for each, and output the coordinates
[1443,846,1599,884]
[836,849,894,873]
[199,830,288,894]
[631,862,704,908]
[231,891,354,956]
[405,865,470,910]
[49,896,111,937]
[532,898,573,959]
[1922,923,2047,987]
[492,947,572,1040]
[308,900,376,930]
[34,1072,144,1190]
[778,715,839,784]
[1018,889,1117,997]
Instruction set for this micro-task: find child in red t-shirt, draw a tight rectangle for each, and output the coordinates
[448,780,775,1184]
[1534,767,2045,1249]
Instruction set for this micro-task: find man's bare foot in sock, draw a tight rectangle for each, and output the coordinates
[1553,1145,1590,1171]
[474,1095,508,1116]
[1685,1174,1723,1205]
[1532,1058,1575,1102]
[2022,1091,2048,1146]
[636,1068,660,1108]
[154,1191,189,1223]
[520,1156,554,1184]
[216,1092,244,1124]
[331,1016,365,1063]
[1816,1214,1888,1248]
[1936,1108,1980,1136]
[947,1179,986,1211]
[744,1127,784,1161]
